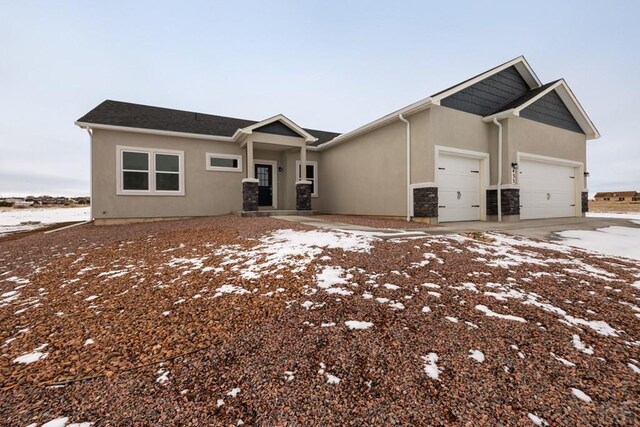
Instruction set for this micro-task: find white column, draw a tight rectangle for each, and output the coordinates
[300,144,307,182]
[246,140,255,180]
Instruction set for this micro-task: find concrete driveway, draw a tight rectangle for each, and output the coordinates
[274,215,640,241]
[429,216,640,240]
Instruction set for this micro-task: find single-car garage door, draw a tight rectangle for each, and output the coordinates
[519,159,576,220]
[437,154,481,222]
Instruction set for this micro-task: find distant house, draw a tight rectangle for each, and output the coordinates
[594,191,639,202]
[76,56,599,225]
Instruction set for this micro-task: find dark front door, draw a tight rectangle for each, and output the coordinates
[255,164,273,206]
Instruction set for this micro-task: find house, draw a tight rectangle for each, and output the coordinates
[594,191,639,202]
[76,56,599,225]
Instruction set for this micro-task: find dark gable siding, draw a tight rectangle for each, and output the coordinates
[254,121,302,138]
[440,66,530,116]
[520,90,584,134]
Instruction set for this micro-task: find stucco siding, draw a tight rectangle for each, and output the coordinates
[92,129,244,219]
[318,121,407,216]
[428,106,497,184]
[507,116,587,188]
[507,116,586,163]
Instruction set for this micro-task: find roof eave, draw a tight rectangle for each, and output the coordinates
[75,121,238,142]
[316,97,433,151]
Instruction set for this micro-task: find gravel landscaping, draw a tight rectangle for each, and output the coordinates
[1,215,639,426]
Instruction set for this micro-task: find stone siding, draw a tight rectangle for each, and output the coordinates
[242,181,258,211]
[487,188,520,216]
[296,183,312,210]
[413,187,438,218]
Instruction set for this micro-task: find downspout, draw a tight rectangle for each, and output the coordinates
[86,128,94,221]
[399,114,411,222]
[491,118,503,222]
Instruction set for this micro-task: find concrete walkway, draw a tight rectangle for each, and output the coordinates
[271,215,429,240]
[273,215,640,241]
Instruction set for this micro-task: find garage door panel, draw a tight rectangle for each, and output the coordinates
[437,154,481,222]
[520,159,576,220]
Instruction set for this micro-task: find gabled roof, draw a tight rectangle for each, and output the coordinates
[482,79,600,139]
[430,56,542,103]
[76,100,340,145]
[238,114,318,143]
[594,191,638,198]
[316,56,545,150]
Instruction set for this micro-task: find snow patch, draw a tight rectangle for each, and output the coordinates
[572,335,594,355]
[571,387,592,403]
[476,304,526,323]
[345,320,373,330]
[469,350,485,362]
[422,353,442,380]
[13,350,47,364]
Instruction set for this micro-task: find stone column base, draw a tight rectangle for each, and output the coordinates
[581,192,589,213]
[413,187,438,219]
[296,181,312,210]
[242,179,259,211]
[487,188,520,218]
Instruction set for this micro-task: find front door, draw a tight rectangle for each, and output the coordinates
[255,164,273,207]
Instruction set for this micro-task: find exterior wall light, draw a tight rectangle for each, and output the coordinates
[584,172,590,177]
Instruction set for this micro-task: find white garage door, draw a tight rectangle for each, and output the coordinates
[520,159,576,220]
[437,154,481,222]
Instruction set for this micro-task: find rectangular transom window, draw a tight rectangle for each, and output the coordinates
[117,146,184,195]
[206,153,243,172]
[296,160,318,197]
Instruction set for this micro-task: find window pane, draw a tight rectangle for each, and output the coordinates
[309,179,315,194]
[306,165,314,178]
[123,171,149,190]
[123,152,149,171]
[156,154,179,172]
[210,157,238,169]
[156,173,179,191]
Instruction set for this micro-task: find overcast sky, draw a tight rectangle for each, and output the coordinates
[1,1,638,197]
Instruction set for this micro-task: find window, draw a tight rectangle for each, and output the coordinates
[296,160,318,197]
[117,146,184,195]
[206,153,242,172]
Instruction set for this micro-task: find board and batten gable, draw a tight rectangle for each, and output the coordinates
[440,66,530,116]
[91,129,244,220]
[317,119,407,216]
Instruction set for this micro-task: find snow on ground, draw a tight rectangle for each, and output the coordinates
[586,212,640,220]
[556,225,640,261]
[570,387,593,403]
[468,349,485,362]
[13,350,48,364]
[475,304,527,323]
[527,413,548,426]
[215,229,373,280]
[344,320,373,330]
[422,353,442,380]
[0,207,90,236]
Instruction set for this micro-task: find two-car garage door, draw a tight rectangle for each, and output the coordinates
[519,159,577,220]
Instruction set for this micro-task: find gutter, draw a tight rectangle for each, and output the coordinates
[398,114,411,222]
[75,121,238,142]
[86,128,94,221]
[491,118,503,222]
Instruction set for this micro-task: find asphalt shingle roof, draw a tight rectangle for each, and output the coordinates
[77,100,341,146]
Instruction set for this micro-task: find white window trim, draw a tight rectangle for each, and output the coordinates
[116,145,185,196]
[296,160,318,197]
[206,152,243,172]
